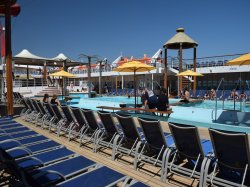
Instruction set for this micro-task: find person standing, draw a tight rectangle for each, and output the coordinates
[145,90,157,109]
[141,88,149,107]
[157,88,169,111]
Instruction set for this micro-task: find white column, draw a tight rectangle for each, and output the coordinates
[151,73,154,90]
[122,75,124,89]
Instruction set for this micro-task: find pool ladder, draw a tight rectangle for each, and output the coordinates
[214,78,248,122]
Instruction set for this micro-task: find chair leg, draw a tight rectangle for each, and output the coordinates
[112,135,120,160]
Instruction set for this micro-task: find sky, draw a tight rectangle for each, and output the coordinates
[1,0,250,63]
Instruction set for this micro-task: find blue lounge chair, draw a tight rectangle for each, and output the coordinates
[6,140,61,159]
[137,118,174,175]
[95,111,122,153]
[202,129,250,187]
[25,98,40,122]
[0,135,49,151]
[0,130,38,141]
[164,122,213,184]
[55,166,127,187]
[26,155,97,186]
[0,126,30,135]
[35,100,49,126]
[16,147,75,171]
[113,113,144,161]
[58,106,77,137]
[0,117,12,122]
[0,119,12,122]
[31,99,47,125]
[43,103,57,129]
[20,98,32,117]
[50,104,65,134]
[0,122,23,129]
[0,119,14,124]
[80,109,102,147]
[70,108,88,141]
[0,119,19,125]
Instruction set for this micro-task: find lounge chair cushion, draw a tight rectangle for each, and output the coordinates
[56,166,124,187]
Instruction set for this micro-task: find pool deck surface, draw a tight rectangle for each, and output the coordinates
[13,115,250,187]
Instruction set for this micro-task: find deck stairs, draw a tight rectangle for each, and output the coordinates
[35,86,62,97]
[169,67,193,89]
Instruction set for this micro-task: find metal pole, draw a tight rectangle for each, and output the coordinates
[87,57,91,98]
[26,65,29,89]
[193,47,197,96]
[134,70,136,108]
[222,78,225,110]
[43,61,46,82]
[62,76,64,100]
[0,27,2,101]
[5,1,13,115]
[115,76,118,96]
[151,74,154,90]
[179,43,183,93]
[99,61,102,96]
[215,78,224,121]
[164,48,168,90]
[121,75,124,89]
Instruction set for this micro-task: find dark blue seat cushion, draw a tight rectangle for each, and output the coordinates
[30,156,96,185]
[56,166,124,187]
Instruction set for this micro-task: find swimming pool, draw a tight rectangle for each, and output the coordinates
[70,95,179,109]
[181,100,250,112]
[69,95,249,112]
[69,95,250,133]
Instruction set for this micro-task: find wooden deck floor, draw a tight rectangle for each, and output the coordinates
[13,116,250,187]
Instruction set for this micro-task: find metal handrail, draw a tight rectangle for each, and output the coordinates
[215,78,224,122]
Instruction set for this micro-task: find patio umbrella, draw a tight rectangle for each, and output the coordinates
[226,53,250,66]
[226,53,250,99]
[113,61,155,108]
[176,70,203,95]
[176,69,203,77]
[49,70,75,100]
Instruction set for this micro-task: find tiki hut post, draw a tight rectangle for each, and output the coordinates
[179,43,183,92]
[163,28,198,97]
[193,47,197,95]
[164,48,168,90]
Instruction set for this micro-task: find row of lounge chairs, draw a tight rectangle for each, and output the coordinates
[19,98,250,186]
[0,116,147,187]
[192,90,250,101]
[107,89,135,96]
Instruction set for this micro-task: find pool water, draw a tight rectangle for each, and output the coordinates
[69,95,250,133]
[69,95,249,112]
[70,96,179,109]
[181,100,250,112]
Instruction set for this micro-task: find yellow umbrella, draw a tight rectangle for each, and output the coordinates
[176,69,203,76]
[113,61,155,72]
[49,70,76,99]
[113,61,156,108]
[49,70,75,77]
[226,53,250,66]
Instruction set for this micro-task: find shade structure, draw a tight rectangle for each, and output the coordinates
[226,53,250,66]
[49,70,75,100]
[49,70,75,77]
[176,70,203,76]
[163,28,198,49]
[113,61,156,108]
